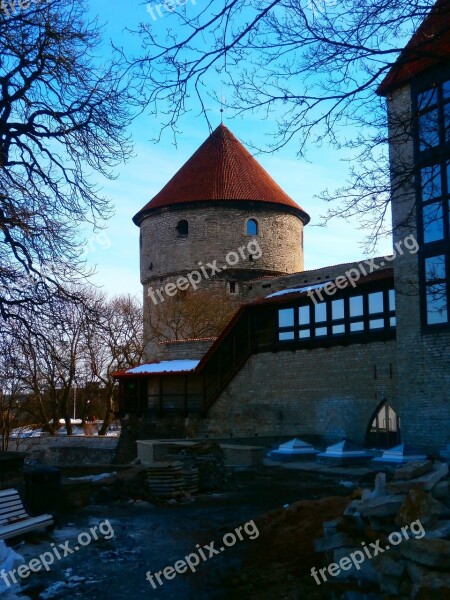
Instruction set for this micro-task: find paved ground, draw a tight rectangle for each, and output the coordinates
[9,466,373,600]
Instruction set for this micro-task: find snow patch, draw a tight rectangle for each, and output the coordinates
[266,281,332,298]
[125,360,200,374]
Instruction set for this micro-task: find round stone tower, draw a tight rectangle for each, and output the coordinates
[134,124,310,310]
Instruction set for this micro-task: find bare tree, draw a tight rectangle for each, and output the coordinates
[0,319,27,450]
[145,289,237,344]
[130,0,448,248]
[0,0,132,324]
[14,293,92,435]
[85,294,145,435]
[1,291,144,438]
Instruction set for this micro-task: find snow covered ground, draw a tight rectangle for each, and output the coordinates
[9,422,121,439]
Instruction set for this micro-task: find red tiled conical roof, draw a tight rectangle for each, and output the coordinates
[378,0,450,96]
[133,124,310,225]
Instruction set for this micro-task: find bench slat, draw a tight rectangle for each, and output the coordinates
[0,489,53,541]
[0,511,28,526]
[0,489,20,499]
[0,515,54,541]
[0,494,23,504]
[0,499,26,510]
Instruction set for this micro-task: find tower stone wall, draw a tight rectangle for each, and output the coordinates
[139,203,304,294]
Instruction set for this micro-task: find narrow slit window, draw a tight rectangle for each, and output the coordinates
[246,219,258,236]
[176,220,189,237]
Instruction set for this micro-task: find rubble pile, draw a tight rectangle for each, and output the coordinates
[314,460,450,598]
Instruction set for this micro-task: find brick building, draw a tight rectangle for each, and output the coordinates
[115,0,450,454]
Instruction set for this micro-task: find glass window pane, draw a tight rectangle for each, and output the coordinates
[368,292,384,314]
[315,303,327,323]
[419,109,440,150]
[350,322,364,332]
[390,317,397,327]
[332,299,344,320]
[299,306,310,325]
[421,165,441,201]
[370,319,385,329]
[426,284,448,324]
[349,295,363,317]
[279,308,294,328]
[389,289,396,311]
[299,329,311,339]
[425,255,446,282]
[443,80,450,99]
[247,219,258,236]
[418,88,438,110]
[315,327,327,337]
[423,202,444,243]
[332,324,345,335]
[279,331,295,341]
[445,103,450,142]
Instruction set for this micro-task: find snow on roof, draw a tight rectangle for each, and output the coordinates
[124,360,200,375]
[266,281,332,299]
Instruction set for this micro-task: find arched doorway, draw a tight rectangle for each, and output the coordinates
[365,401,401,449]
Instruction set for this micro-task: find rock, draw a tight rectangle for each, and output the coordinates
[356,494,407,517]
[332,547,380,583]
[344,499,361,516]
[350,488,363,500]
[396,488,445,527]
[379,574,403,595]
[370,472,387,498]
[407,562,450,599]
[361,488,372,501]
[339,514,367,535]
[393,460,433,481]
[440,444,450,463]
[314,533,357,552]
[323,518,341,537]
[374,549,404,567]
[387,462,449,494]
[431,480,450,502]
[400,538,450,568]
[423,521,450,539]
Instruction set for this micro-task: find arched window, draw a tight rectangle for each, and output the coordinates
[366,401,401,449]
[176,220,188,238]
[246,218,258,236]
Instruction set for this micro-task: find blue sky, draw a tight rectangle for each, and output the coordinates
[85,0,394,299]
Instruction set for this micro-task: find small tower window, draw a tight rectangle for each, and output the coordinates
[176,220,189,238]
[229,281,237,294]
[246,219,258,236]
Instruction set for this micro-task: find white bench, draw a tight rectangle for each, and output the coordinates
[0,489,54,540]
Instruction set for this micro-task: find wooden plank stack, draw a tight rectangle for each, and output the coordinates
[167,442,225,492]
[145,462,185,499]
